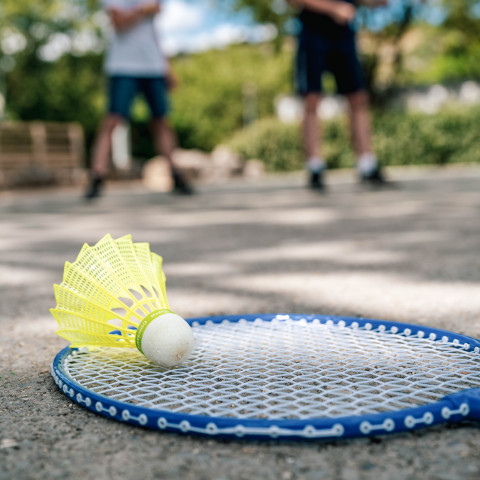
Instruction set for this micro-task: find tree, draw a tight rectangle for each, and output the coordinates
[356,1,427,102]
[218,0,428,101]
[434,0,480,81]
[0,0,105,147]
[230,0,293,33]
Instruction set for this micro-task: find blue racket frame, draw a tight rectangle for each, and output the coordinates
[51,314,480,440]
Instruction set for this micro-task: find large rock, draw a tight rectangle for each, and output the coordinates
[243,159,265,179]
[209,145,244,180]
[142,156,173,192]
[142,149,209,192]
[173,149,211,179]
[142,146,259,190]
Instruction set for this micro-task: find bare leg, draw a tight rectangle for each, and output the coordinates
[346,90,373,158]
[84,114,124,199]
[302,92,322,160]
[151,117,193,194]
[302,92,326,190]
[346,90,387,183]
[151,117,177,172]
[90,114,124,177]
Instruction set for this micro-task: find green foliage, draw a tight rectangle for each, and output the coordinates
[2,0,480,165]
[169,42,292,151]
[228,107,480,171]
[114,41,294,157]
[228,116,353,171]
[3,37,293,159]
[0,0,105,154]
[228,117,302,171]
[403,1,480,85]
[6,54,105,146]
[374,108,480,166]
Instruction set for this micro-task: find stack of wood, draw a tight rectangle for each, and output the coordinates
[0,121,85,189]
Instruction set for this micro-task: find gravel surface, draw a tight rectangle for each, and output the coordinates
[1,165,480,480]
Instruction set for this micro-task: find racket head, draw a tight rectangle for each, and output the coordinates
[51,314,480,440]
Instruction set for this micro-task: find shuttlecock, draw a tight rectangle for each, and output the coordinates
[50,234,194,367]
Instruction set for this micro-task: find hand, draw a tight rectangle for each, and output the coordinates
[141,1,160,16]
[361,0,388,7]
[330,2,357,25]
[165,71,179,90]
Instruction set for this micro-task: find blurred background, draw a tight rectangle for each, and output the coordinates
[0,0,479,189]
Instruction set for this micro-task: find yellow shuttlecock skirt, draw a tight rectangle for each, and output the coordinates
[51,234,171,349]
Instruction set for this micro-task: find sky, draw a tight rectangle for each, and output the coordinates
[157,0,277,56]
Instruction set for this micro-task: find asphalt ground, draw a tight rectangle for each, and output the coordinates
[1,165,480,480]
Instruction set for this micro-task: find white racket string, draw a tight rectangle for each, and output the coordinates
[63,317,480,420]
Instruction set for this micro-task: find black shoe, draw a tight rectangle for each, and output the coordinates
[360,166,388,186]
[309,170,325,191]
[172,171,194,195]
[84,176,104,199]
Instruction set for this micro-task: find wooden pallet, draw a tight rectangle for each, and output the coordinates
[0,121,85,188]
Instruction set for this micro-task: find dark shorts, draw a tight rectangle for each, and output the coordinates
[108,76,170,119]
[295,27,365,95]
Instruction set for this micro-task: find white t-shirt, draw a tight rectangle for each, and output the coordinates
[102,0,169,76]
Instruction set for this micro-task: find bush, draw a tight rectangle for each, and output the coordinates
[228,116,355,171]
[228,107,480,171]
[373,108,480,166]
[228,118,302,171]
[169,42,292,152]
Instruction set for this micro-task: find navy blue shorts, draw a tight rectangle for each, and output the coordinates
[295,27,365,95]
[108,76,170,119]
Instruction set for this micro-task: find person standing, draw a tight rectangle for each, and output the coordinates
[288,0,388,190]
[85,0,193,199]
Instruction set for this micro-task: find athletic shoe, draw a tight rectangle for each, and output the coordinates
[359,165,388,186]
[84,176,104,200]
[172,171,194,195]
[309,170,325,191]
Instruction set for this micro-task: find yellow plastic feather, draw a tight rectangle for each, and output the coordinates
[51,234,170,349]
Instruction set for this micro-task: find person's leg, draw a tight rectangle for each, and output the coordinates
[151,117,176,171]
[90,114,125,178]
[346,89,372,158]
[142,77,193,194]
[84,114,125,199]
[85,76,136,199]
[150,117,193,194]
[303,92,326,179]
[296,28,327,189]
[331,37,385,183]
[346,90,385,182]
[303,92,322,161]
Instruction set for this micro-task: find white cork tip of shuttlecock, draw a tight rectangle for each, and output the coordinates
[136,310,194,367]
